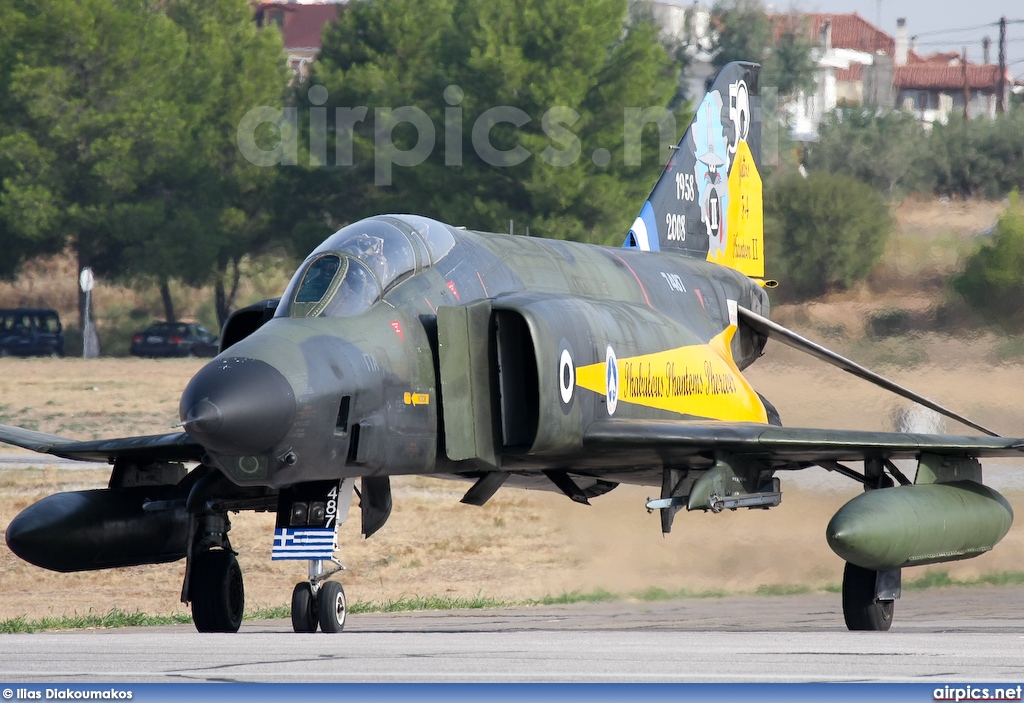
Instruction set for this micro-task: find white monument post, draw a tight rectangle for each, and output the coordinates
[80,267,100,359]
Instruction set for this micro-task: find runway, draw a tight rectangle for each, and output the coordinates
[1,587,1023,682]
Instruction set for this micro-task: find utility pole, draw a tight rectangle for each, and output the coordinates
[962,47,970,121]
[997,16,1006,114]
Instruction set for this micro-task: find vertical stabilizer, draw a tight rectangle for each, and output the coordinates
[624,62,764,279]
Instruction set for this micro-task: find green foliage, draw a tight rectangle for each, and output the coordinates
[0,0,188,281]
[711,1,816,100]
[762,19,817,100]
[952,195,1024,328]
[807,108,934,196]
[0,0,290,327]
[868,308,911,337]
[93,0,291,326]
[710,0,770,70]
[765,171,893,299]
[930,110,1024,199]
[808,107,1024,201]
[278,0,681,249]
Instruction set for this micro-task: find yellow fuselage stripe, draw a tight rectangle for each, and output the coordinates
[575,326,768,423]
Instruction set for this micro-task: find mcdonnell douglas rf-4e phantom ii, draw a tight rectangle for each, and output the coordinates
[3,62,1023,633]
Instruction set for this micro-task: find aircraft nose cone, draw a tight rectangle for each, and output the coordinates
[180,357,296,456]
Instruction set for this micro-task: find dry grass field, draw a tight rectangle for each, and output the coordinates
[2,353,1024,623]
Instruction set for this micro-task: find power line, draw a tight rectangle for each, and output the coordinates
[912,22,997,38]
[912,39,991,48]
[911,37,1023,48]
[909,18,1024,41]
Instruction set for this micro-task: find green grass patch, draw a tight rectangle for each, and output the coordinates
[629,586,729,600]
[350,594,509,613]
[905,570,1024,590]
[10,572,1024,632]
[754,584,813,597]
[0,608,194,634]
[533,589,618,605]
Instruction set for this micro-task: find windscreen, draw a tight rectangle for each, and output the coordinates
[285,254,381,318]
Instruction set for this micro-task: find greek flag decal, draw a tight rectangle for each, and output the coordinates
[272,527,335,560]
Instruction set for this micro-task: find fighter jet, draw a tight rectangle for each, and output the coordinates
[3,63,1021,633]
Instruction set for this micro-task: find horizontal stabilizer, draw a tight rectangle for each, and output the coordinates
[737,306,999,437]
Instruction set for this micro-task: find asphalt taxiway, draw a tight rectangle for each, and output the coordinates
[1,587,1023,682]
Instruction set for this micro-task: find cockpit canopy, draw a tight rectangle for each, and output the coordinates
[277,215,457,319]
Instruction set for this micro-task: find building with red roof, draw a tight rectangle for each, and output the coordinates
[894,58,1008,122]
[769,11,1010,135]
[253,2,344,79]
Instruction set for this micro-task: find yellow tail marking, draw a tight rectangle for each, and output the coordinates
[708,140,764,278]
[575,326,768,423]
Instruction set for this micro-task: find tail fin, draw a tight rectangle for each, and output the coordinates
[624,62,764,279]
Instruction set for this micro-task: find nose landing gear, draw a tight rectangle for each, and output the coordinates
[274,478,356,633]
[290,557,348,632]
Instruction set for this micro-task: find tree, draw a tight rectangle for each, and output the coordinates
[711,0,816,101]
[763,18,817,100]
[710,0,771,70]
[0,0,289,332]
[0,0,187,339]
[90,0,290,327]
[806,108,934,197]
[952,194,1024,328]
[930,110,1024,199]
[276,0,682,251]
[765,171,892,299]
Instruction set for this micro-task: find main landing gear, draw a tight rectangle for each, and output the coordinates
[842,562,900,631]
[185,510,246,633]
[191,549,245,632]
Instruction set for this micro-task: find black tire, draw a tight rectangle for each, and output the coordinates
[190,550,245,633]
[291,582,318,633]
[317,580,347,633]
[842,562,894,631]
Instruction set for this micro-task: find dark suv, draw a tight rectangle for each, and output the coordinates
[0,308,64,357]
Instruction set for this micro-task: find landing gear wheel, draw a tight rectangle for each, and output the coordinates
[291,582,319,632]
[317,580,347,633]
[190,550,245,633]
[842,562,894,631]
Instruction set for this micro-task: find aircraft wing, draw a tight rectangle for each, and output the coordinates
[0,423,204,464]
[584,420,1024,465]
